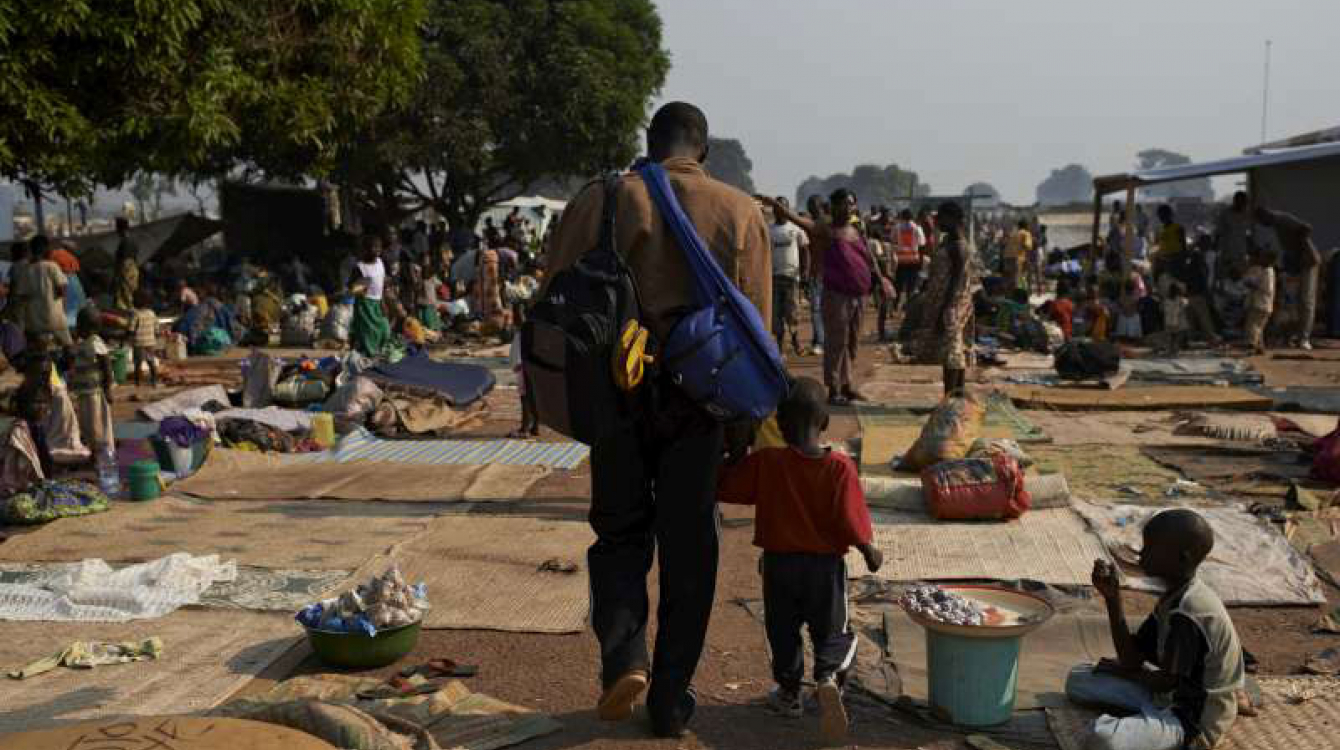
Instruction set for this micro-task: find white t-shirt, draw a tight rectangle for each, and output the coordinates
[770,222,807,279]
[356,259,386,301]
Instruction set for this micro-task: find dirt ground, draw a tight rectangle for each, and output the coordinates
[12,319,1337,749]
[210,321,1340,750]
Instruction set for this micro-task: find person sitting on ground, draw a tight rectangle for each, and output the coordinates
[1242,245,1277,356]
[1041,278,1076,341]
[716,377,883,744]
[70,307,115,464]
[1161,281,1189,356]
[1076,283,1110,341]
[14,348,57,477]
[127,289,159,388]
[1113,278,1143,342]
[1068,509,1245,750]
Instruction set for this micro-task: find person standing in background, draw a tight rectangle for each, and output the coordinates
[14,235,71,347]
[893,209,927,310]
[1002,220,1032,291]
[768,197,807,356]
[802,196,829,355]
[1255,207,1320,350]
[770,190,887,405]
[112,217,140,310]
[913,202,977,395]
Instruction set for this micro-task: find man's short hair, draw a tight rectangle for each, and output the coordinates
[648,102,709,151]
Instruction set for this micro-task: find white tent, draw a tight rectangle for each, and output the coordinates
[476,196,568,238]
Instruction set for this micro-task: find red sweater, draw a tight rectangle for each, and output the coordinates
[717,447,873,555]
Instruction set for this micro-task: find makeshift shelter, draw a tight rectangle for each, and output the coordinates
[1091,139,1340,256]
[0,213,222,268]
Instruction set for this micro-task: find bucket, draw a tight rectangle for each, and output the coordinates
[926,629,1023,726]
[907,586,1054,727]
[111,348,131,385]
[128,460,161,501]
[311,413,335,449]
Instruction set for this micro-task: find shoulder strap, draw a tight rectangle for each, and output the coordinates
[582,173,627,276]
[638,163,719,306]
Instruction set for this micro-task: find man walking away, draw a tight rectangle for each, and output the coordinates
[545,102,772,738]
[1255,207,1320,351]
[769,197,807,356]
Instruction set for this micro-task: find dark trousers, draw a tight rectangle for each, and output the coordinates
[588,390,724,721]
[762,552,856,693]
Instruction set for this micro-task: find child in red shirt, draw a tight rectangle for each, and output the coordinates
[718,377,882,743]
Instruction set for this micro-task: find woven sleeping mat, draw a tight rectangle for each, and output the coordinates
[174,448,548,502]
[0,609,300,734]
[845,508,1112,586]
[351,514,594,634]
[1048,677,1340,750]
[0,495,438,569]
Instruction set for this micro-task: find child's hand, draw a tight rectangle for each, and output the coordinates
[861,546,883,573]
[103,388,115,405]
[1091,560,1121,600]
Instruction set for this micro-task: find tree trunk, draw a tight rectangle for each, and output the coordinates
[26,182,45,234]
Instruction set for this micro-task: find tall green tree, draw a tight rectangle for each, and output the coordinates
[795,163,930,210]
[338,0,670,229]
[0,0,424,202]
[704,137,756,194]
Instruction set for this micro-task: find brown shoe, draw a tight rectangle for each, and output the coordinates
[597,670,648,721]
[816,677,848,744]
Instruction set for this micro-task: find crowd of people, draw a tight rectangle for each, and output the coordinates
[977,193,1319,358]
[0,207,558,475]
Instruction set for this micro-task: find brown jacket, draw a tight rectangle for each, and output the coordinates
[546,157,772,341]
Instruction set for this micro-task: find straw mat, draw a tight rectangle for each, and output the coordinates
[0,609,299,734]
[0,495,437,569]
[173,448,547,502]
[1048,677,1340,750]
[846,508,1111,586]
[352,514,594,634]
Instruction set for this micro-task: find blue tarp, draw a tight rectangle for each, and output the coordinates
[369,353,495,407]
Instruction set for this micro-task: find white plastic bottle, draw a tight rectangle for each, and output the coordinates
[96,444,121,498]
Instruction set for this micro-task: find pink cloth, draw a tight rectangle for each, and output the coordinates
[823,236,872,297]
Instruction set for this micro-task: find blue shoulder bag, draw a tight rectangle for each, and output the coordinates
[638,162,789,421]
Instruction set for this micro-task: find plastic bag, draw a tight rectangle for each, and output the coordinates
[922,453,1030,520]
[242,350,281,408]
[898,393,985,472]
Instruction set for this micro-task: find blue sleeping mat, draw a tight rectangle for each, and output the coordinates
[369,353,496,407]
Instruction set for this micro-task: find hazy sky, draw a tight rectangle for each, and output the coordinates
[653,0,1339,204]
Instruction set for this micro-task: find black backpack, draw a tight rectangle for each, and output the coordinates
[1054,340,1121,380]
[521,176,642,445]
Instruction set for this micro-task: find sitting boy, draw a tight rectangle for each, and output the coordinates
[1067,509,1244,750]
[717,377,883,744]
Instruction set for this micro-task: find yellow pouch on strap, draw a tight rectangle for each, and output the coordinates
[613,319,654,392]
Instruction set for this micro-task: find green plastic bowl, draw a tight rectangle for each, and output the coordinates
[303,620,421,669]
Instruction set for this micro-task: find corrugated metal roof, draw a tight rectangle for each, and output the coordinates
[1245,125,1340,154]
[1094,141,1340,195]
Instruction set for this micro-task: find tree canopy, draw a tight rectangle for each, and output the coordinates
[340,0,669,229]
[1036,164,1094,206]
[1135,148,1213,201]
[704,138,756,195]
[795,163,931,210]
[0,0,425,196]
